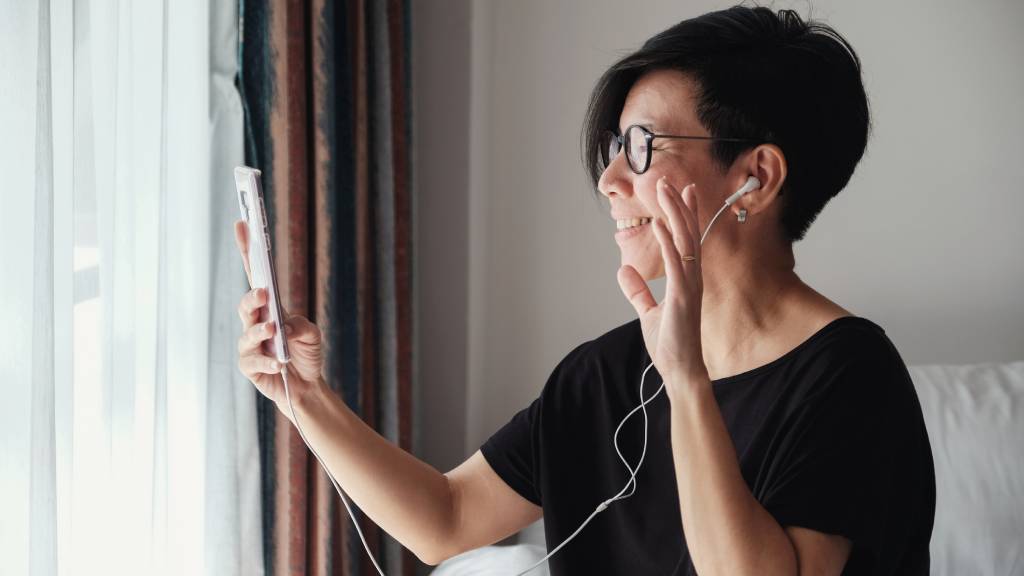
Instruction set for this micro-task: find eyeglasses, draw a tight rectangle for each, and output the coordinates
[599,124,760,175]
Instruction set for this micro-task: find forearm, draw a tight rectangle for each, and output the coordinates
[289,377,454,564]
[669,376,797,576]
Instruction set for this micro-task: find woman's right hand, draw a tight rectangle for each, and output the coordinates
[234,220,324,420]
[233,228,539,567]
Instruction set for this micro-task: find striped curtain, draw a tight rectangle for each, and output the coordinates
[238,1,416,575]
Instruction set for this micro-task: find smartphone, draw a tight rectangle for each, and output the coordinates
[234,166,290,364]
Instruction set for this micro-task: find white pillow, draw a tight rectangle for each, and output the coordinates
[432,362,1024,575]
[431,544,549,576]
[909,361,1024,575]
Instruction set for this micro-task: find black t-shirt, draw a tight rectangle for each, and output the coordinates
[481,316,935,575]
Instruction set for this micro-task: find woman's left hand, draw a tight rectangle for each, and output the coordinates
[617,176,710,397]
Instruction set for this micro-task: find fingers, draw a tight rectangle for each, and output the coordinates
[283,314,322,345]
[239,351,282,378]
[680,183,701,256]
[234,220,253,286]
[617,264,657,316]
[236,316,282,381]
[234,219,247,251]
[679,183,704,289]
[238,287,267,329]
[652,217,683,290]
[657,178,690,239]
[657,178,697,267]
[238,318,277,355]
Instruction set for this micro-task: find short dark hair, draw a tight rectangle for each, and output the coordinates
[582,4,870,242]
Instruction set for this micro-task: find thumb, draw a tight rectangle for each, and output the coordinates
[234,220,253,286]
[617,265,656,316]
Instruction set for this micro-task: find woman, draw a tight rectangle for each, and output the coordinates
[236,5,935,575]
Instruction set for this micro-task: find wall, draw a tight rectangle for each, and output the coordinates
[411,0,473,473]
[413,0,1024,474]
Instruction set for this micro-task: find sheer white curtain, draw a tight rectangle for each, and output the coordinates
[0,1,263,575]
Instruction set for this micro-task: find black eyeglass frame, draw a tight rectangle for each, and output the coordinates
[601,124,762,175]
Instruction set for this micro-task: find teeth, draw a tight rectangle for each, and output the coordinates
[617,217,652,230]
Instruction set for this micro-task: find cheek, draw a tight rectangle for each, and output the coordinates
[636,171,691,219]
[634,186,663,220]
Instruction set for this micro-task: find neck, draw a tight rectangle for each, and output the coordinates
[698,234,802,379]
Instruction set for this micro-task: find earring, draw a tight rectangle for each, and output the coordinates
[737,208,747,223]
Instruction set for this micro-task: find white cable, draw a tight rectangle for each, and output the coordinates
[276,199,737,576]
[280,365,387,576]
[513,198,731,575]
[513,361,664,576]
[700,201,732,246]
[610,361,664,499]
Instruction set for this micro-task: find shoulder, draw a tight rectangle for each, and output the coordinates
[798,316,919,413]
[773,316,913,409]
[537,317,645,402]
[550,317,643,372]
[591,316,646,358]
[802,316,905,375]
[811,315,892,357]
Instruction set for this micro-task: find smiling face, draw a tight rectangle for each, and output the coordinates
[598,69,733,280]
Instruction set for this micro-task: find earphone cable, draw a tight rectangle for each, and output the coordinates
[513,358,665,576]
[700,201,731,246]
[275,194,743,576]
[281,366,387,576]
[514,196,734,575]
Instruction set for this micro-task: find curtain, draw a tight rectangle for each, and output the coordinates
[0,1,263,574]
[239,0,416,575]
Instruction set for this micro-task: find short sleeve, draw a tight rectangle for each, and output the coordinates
[478,340,594,508]
[480,396,543,506]
[758,335,925,567]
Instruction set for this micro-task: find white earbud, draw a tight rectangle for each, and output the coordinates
[698,175,761,245]
[724,175,761,206]
[516,173,767,576]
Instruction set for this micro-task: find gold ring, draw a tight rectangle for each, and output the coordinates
[681,255,696,262]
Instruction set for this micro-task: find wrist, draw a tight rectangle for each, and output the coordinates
[665,369,712,402]
[279,371,331,418]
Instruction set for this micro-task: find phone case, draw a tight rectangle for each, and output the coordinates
[234,166,290,364]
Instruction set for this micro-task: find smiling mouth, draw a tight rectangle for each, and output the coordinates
[614,217,652,240]
[616,216,653,231]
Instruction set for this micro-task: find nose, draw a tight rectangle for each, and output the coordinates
[597,149,633,199]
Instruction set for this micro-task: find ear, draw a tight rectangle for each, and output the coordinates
[729,143,787,218]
